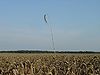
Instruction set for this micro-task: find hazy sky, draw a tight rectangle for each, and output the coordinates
[0,0,100,51]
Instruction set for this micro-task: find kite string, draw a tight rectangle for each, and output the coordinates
[48,23,55,50]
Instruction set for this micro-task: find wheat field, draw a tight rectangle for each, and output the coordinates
[0,53,100,75]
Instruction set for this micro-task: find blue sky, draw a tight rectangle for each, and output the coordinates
[0,0,100,51]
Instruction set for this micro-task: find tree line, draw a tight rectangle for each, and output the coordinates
[0,50,100,54]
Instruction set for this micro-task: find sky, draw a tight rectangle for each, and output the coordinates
[0,0,100,51]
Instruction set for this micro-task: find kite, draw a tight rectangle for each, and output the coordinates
[44,14,48,23]
[43,14,55,50]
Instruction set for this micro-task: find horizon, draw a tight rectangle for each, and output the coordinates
[0,49,100,52]
[0,0,100,51]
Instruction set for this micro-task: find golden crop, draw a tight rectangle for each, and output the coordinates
[0,53,100,75]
